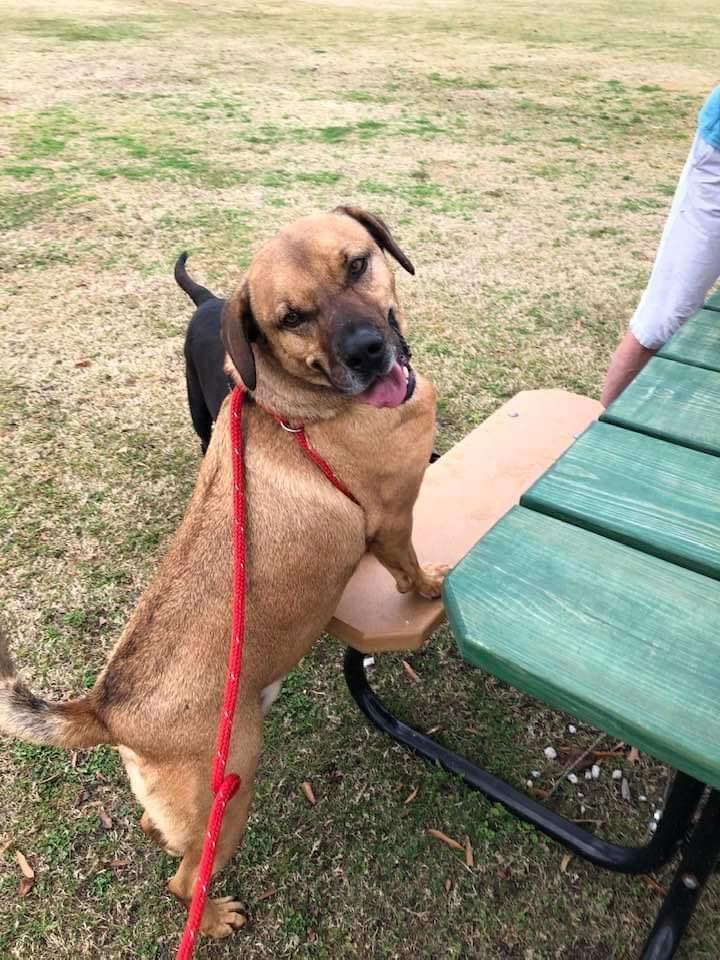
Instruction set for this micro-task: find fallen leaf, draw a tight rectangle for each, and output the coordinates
[404,786,418,805]
[15,851,35,897]
[402,660,420,683]
[560,853,572,874]
[16,851,34,879]
[445,878,453,893]
[0,839,11,859]
[621,778,632,802]
[643,876,668,896]
[74,359,91,368]
[105,858,129,869]
[464,836,474,869]
[530,786,551,801]
[427,829,464,852]
[628,747,641,765]
[70,752,78,769]
[427,725,441,735]
[99,809,113,830]
[257,888,276,902]
[302,781,316,806]
[18,876,34,897]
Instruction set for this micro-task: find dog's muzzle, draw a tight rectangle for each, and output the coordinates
[333,321,415,408]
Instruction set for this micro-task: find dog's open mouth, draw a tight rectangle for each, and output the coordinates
[357,359,416,408]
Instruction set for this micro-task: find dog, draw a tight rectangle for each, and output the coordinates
[0,206,448,941]
[175,252,441,461]
[175,253,232,454]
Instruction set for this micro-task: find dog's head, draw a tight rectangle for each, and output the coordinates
[222,207,416,408]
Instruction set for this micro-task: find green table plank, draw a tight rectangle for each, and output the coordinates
[658,309,720,372]
[601,356,720,456]
[705,289,720,312]
[444,507,720,789]
[521,421,720,580]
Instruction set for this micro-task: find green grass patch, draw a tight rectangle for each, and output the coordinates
[0,185,93,232]
[8,16,152,43]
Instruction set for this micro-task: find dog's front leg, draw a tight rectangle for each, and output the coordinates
[369,512,449,599]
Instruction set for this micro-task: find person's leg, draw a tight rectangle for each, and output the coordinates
[602,133,720,406]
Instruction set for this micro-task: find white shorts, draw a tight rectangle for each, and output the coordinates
[631,133,720,350]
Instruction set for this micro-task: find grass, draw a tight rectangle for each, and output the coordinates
[0,0,718,957]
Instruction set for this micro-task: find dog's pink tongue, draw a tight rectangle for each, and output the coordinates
[358,362,407,408]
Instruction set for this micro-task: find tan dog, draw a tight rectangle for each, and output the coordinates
[0,207,446,939]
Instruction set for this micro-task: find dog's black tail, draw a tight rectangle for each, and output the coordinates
[174,252,217,307]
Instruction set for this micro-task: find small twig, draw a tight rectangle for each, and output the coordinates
[34,773,63,786]
[547,733,606,798]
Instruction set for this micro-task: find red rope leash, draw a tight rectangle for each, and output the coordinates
[176,385,247,960]
[176,387,357,959]
[291,429,359,505]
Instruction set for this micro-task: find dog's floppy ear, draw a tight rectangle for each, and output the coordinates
[333,205,415,276]
[221,280,257,392]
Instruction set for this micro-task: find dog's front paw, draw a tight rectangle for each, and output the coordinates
[414,562,451,599]
[201,896,247,938]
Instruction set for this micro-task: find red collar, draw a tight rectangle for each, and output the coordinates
[251,393,359,506]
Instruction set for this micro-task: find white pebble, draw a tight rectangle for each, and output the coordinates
[639,795,647,802]
[531,771,541,779]
[526,780,534,788]
[568,724,577,734]
[612,769,623,780]
[567,773,579,784]
[650,821,657,833]
[591,764,600,780]
[544,747,557,760]
[585,770,592,780]
[654,809,662,821]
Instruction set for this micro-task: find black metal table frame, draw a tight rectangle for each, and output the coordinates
[344,647,720,960]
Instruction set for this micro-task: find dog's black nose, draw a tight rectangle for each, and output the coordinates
[337,325,387,374]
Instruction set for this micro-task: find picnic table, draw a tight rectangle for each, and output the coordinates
[341,299,720,960]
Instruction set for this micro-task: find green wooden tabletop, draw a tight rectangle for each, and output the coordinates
[658,308,720,372]
[444,507,720,790]
[445,349,720,788]
[521,421,720,580]
[601,356,720,456]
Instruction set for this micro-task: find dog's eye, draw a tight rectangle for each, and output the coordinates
[281,309,304,329]
[348,256,368,279]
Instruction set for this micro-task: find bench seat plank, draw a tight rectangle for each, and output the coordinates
[601,356,720,456]
[443,507,720,790]
[521,421,720,580]
[658,308,720,372]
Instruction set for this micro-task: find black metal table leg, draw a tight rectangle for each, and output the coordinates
[640,790,720,960]
[344,647,704,874]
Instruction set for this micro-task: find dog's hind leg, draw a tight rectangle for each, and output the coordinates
[184,356,213,455]
[163,704,263,939]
